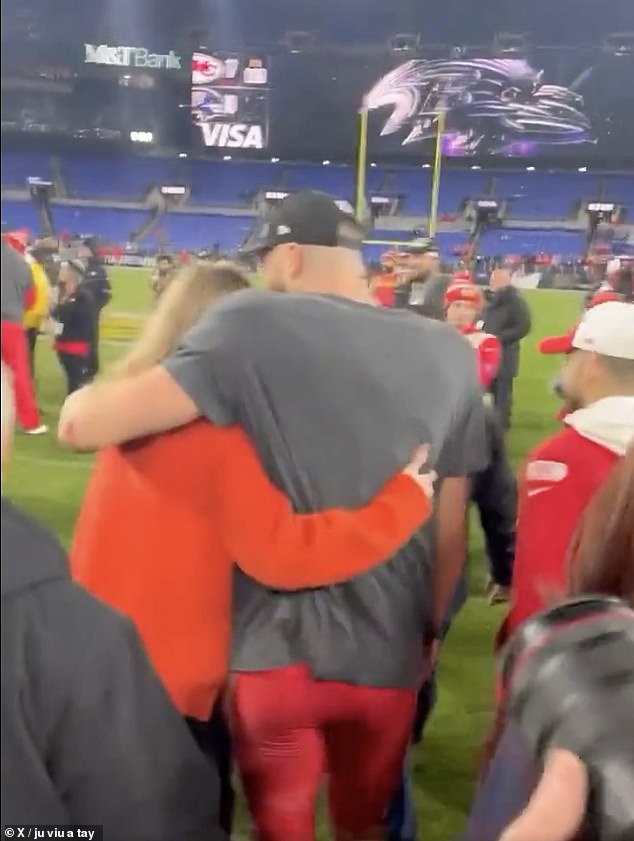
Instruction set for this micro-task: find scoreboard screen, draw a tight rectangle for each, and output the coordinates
[191,52,269,150]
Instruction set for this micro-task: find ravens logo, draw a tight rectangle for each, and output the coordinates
[365,58,595,155]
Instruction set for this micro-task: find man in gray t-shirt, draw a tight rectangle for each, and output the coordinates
[59,192,486,839]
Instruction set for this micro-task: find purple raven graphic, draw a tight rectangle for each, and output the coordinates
[365,58,595,155]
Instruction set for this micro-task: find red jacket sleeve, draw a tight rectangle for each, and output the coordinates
[478,335,502,388]
[211,427,432,589]
[499,434,587,644]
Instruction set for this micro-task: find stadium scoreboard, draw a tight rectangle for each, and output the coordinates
[191,52,269,150]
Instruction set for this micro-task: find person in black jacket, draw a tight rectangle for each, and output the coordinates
[82,241,112,378]
[52,260,95,394]
[473,404,516,601]
[481,267,532,429]
[0,364,225,841]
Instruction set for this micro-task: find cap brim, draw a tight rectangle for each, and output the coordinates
[406,247,439,256]
[538,333,574,354]
[238,226,275,256]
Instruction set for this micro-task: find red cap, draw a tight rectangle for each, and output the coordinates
[444,281,483,308]
[6,229,28,254]
[452,268,473,283]
[538,327,577,355]
[586,289,621,309]
[540,302,634,360]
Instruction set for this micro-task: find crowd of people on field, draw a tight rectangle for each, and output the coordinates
[1,190,633,841]
[0,230,111,426]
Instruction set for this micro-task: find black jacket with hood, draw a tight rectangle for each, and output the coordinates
[1,498,225,841]
[481,286,532,380]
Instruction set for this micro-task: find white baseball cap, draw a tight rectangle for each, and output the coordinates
[539,301,634,360]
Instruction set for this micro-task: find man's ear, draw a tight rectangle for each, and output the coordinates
[288,243,304,280]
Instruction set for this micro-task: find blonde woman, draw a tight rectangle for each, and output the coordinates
[69,260,436,832]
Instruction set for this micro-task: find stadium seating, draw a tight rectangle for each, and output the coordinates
[189,160,283,206]
[1,199,150,245]
[155,212,254,252]
[4,150,633,219]
[493,171,601,220]
[61,155,187,201]
[1,199,41,231]
[478,227,586,258]
[52,205,149,242]
[1,151,52,189]
[2,151,633,261]
[600,175,634,216]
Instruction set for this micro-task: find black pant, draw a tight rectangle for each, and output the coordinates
[57,351,89,395]
[490,375,515,429]
[87,310,101,378]
[26,327,38,378]
[185,702,234,835]
[471,408,517,587]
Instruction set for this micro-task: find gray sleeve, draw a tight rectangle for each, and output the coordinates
[38,583,225,841]
[436,382,489,478]
[2,243,31,290]
[17,257,34,295]
[162,305,240,426]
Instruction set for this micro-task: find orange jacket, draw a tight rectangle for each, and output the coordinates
[71,421,430,719]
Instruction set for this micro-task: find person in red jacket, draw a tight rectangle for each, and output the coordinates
[443,276,515,602]
[444,279,502,389]
[1,233,46,434]
[500,301,634,644]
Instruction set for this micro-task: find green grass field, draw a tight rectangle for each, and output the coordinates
[4,269,582,840]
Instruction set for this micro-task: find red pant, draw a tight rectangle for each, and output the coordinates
[1,320,41,430]
[229,664,415,841]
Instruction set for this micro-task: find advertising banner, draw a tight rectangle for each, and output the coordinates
[84,44,182,70]
[191,52,269,150]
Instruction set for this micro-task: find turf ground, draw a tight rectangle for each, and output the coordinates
[5,269,582,840]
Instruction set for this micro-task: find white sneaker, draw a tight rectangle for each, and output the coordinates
[23,424,49,436]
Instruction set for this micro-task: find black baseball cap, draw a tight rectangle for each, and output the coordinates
[239,190,364,256]
[404,236,439,255]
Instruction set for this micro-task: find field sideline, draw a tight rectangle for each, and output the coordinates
[5,268,582,840]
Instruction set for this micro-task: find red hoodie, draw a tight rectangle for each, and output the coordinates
[498,396,633,645]
[460,325,502,389]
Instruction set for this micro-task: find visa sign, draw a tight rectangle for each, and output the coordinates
[85,44,182,70]
[200,122,265,149]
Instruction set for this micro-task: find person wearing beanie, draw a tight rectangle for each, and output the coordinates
[442,277,516,602]
[444,279,502,389]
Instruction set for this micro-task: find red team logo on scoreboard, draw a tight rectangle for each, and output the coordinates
[191,52,269,149]
[192,53,238,85]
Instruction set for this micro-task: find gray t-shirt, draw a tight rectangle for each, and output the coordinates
[164,289,487,688]
[1,242,33,323]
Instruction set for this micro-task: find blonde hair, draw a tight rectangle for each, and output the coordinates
[111,260,249,378]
